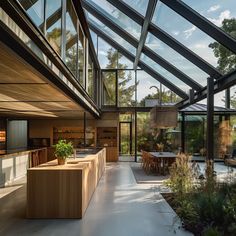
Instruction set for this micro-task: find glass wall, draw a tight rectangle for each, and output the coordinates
[137,112,156,154]
[78,26,85,87]
[101,68,182,108]
[45,0,62,55]
[65,0,77,77]
[19,0,45,31]
[88,53,94,99]
[183,114,236,159]
[102,71,116,106]
[118,70,135,107]
[98,37,118,69]
[18,0,96,100]
[230,115,236,153]
[230,86,236,109]
[184,115,206,155]
[119,113,135,156]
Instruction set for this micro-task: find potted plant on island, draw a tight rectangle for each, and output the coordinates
[54,139,73,165]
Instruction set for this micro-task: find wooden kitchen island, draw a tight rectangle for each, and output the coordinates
[27,148,106,219]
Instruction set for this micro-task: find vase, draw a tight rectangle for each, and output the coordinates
[57,158,66,165]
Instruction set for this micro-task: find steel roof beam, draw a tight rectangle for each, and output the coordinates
[177,69,236,108]
[106,0,221,79]
[133,0,157,70]
[83,0,202,90]
[89,22,189,99]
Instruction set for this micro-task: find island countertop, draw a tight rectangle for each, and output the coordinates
[27,148,106,219]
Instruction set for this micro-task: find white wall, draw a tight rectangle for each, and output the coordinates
[0,153,29,187]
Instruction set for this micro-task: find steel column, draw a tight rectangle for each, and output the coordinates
[206,77,214,161]
[225,88,230,109]
[181,112,185,153]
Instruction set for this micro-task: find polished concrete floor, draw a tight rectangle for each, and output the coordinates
[0,163,192,236]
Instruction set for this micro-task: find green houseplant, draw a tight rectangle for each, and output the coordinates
[54,140,73,165]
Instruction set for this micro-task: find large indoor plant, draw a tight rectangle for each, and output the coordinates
[54,139,73,165]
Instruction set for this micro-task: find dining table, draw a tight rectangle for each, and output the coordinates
[149,152,176,175]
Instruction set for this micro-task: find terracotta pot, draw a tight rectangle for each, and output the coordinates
[57,158,66,165]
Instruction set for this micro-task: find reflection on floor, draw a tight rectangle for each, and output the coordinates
[118,155,142,162]
[0,163,192,236]
[119,155,135,162]
[0,176,25,199]
[197,162,236,182]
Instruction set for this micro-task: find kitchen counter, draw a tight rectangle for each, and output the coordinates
[27,148,106,218]
[0,147,47,157]
[0,147,47,187]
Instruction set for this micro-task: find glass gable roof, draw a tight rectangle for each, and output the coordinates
[121,0,148,16]
[82,0,236,104]
[140,53,191,92]
[152,1,224,71]
[182,0,236,37]
[145,32,209,86]
[85,0,142,39]
[86,12,136,55]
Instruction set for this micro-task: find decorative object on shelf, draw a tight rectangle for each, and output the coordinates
[96,127,117,147]
[96,127,118,162]
[0,131,6,142]
[200,147,206,157]
[156,143,164,153]
[53,126,95,148]
[54,139,74,165]
[150,106,178,128]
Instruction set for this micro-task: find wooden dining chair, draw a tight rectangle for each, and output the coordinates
[141,151,148,173]
[152,155,162,174]
[140,150,145,169]
[145,152,156,174]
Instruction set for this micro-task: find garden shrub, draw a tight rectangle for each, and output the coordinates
[165,154,236,236]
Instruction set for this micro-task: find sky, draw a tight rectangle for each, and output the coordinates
[87,0,236,107]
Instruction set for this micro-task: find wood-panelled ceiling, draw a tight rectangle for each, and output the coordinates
[0,42,89,119]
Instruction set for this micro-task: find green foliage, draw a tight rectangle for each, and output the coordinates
[54,140,73,159]
[185,117,205,154]
[165,155,236,235]
[175,199,199,229]
[203,227,223,236]
[209,18,236,109]
[209,18,236,74]
[166,154,194,202]
[195,192,225,225]
[104,48,137,106]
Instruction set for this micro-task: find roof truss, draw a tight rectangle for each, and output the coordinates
[82,0,236,106]
[106,0,222,79]
[178,69,236,108]
[82,0,203,91]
